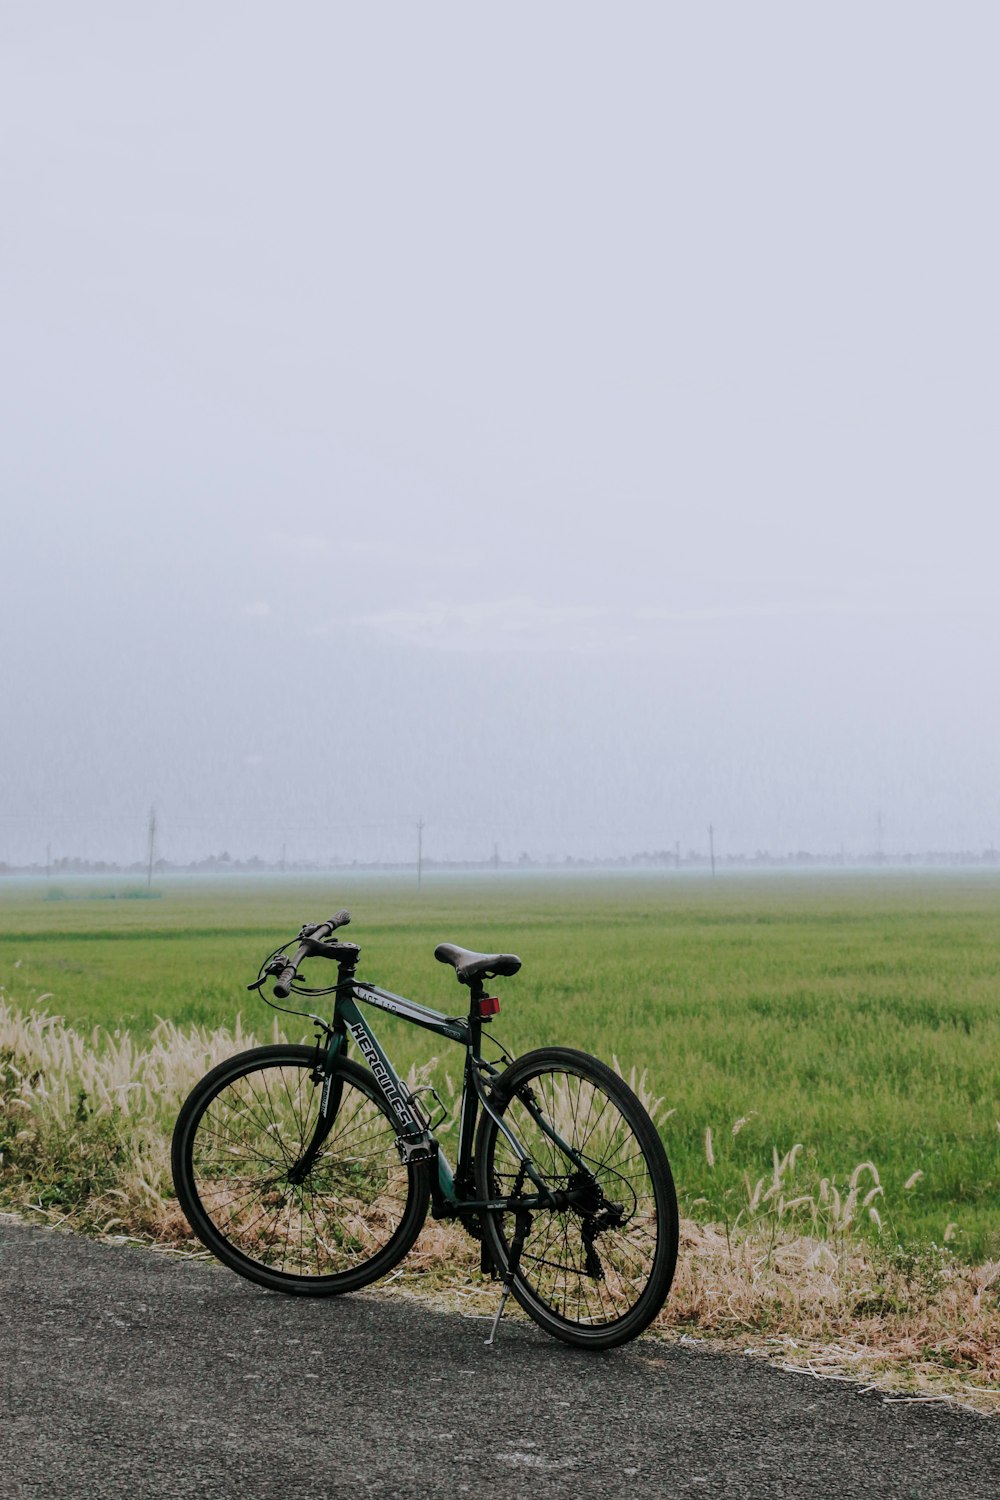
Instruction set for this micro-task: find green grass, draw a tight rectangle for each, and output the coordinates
[2,870,999,1259]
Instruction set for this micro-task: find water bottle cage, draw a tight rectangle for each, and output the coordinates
[406,1083,448,1134]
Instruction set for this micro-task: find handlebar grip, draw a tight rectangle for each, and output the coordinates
[272,963,297,1000]
[271,966,295,1002]
[329,909,351,929]
[273,940,311,999]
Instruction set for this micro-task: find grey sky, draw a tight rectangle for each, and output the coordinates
[2,3,998,865]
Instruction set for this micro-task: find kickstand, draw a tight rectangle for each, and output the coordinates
[485,1206,532,1348]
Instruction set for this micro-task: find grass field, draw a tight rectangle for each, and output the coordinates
[1,870,998,1260]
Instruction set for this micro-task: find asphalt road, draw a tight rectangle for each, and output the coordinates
[1,1217,996,1499]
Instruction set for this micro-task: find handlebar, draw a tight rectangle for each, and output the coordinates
[270,910,353,999]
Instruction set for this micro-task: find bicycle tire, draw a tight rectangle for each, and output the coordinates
[475,1047,678,1349]
[171,1044,432,1295]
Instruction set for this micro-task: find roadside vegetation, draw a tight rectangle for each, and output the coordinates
[1,873,998,1409]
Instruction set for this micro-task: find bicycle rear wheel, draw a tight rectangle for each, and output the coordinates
[171,1044,431,1295]
[475,1047,678,1349]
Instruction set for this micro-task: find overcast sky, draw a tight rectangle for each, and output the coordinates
[2,3,998,865]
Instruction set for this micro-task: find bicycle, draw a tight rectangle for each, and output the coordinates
[171,910,679,1349]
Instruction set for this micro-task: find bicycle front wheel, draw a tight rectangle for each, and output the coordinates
[171,1044,431,1295]
[475,1047,678,1349]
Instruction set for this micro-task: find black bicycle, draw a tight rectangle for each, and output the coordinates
[171,910,679,1349]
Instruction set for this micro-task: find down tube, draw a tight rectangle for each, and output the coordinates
[335,995,424,1136]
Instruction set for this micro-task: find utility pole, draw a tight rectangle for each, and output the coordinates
[492,841,500,871]
[675,840,680,870]
[46,843,51,881]
[708,824,716,879]
[280,842,286,875]
[416,818,424,887]
[146,807,157,891]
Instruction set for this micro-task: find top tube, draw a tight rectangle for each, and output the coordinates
[349,980,469,1044]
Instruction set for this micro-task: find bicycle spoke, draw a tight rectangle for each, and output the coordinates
[184,1056,421,1282]
[483,1061,668,1332]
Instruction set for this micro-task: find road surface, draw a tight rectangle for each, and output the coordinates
[1,1217,995,1498]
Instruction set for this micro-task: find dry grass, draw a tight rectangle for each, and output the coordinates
[0,992,275,1238]
[665,1220,999,1412]
[2,993,997,1413]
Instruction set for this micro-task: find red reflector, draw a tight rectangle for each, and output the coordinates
[478,995,501,1018]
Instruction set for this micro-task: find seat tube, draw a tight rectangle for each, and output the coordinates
[455,996,483,1191]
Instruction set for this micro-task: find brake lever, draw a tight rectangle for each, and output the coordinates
[249,956,295,993]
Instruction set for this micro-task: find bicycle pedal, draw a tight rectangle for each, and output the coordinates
[395,1132,436,1166]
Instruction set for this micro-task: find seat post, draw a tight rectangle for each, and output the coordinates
[467,976,486,1052]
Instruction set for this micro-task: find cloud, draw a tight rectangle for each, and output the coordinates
[267,534,331,557]
[351,597,631,652]
[348,595,860,652]
[242,601,272,617]
[637,600,860,625]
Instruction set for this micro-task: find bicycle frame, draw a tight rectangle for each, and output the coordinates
[309,959,591,1218]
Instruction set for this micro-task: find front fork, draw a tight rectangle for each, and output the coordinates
[286,1023,346,1186]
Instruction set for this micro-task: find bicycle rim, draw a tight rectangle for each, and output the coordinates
[476,1048,678,1348]
[172,1045,430,1294]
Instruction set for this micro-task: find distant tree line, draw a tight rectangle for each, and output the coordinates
[2,846,999,877]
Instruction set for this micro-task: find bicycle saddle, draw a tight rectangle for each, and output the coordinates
[434,943,522,984]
